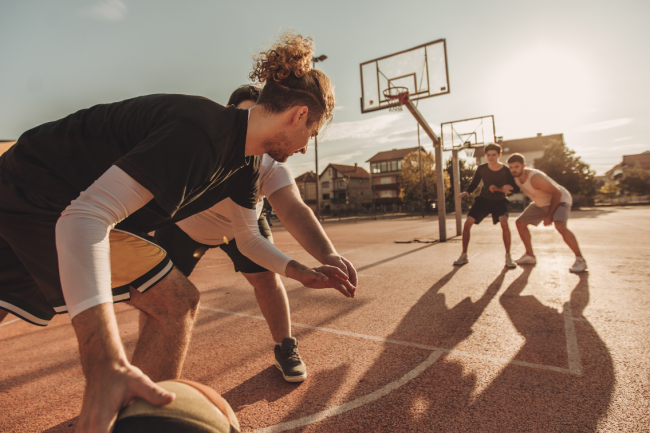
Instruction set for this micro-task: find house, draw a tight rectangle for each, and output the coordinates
[295,171,318,212]
[472,133,562,167]
[604,150,650,181]
[366,146,426,205]
[319,163,371,211]
[0,140,16,156]
[472,133,563,204]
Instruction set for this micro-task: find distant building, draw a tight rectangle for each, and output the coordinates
[604,150,650,181]
[472,133,563,204]
[295,171,318,212]
[319,163,371,211]
[366,146,426,206]
[0,140,16,156]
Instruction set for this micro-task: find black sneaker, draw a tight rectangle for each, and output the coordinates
[274,337,307,382]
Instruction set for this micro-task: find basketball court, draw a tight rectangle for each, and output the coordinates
[1,206,649,432]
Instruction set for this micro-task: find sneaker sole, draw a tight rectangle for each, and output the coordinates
[505,263,517,268]
[274,360,307,382]
[453,260,468,266]
[569,268,587,273]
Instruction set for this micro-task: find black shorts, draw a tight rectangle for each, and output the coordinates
[0,178,173,326]
[154,217,272,277]
[467,196,509,225]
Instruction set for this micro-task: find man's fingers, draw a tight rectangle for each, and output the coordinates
[341,258,358,287]
[132,375,175,406]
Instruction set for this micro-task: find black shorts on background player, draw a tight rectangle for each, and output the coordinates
[467,196,509,225]
[154,216,273,277]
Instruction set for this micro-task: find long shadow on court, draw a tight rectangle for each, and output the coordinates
[463,272,613,431]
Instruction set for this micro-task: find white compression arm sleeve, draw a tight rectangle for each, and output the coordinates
[227,198,293,276]
[55,166,153,319]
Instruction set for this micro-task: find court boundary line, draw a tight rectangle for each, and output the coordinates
[199,306,582,375]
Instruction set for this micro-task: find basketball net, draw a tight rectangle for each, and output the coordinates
[383,87,409,112]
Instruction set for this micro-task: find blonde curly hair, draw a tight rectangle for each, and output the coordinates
[250,32,335,132]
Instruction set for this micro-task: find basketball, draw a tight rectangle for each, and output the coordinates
[114,380,240,433]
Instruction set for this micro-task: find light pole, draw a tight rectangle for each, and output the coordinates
[312,54,327,221]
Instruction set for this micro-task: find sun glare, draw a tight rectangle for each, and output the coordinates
[488,45,597,136]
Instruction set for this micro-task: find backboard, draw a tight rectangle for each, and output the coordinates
[440,115,496,151]
[359,39,450,113]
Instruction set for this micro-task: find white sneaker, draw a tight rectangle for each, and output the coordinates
[515,254,537,265]
[570,257,587,273]
[454,252,468,266]
[505,254,516,268]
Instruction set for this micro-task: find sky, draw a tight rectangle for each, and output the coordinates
[1,0,648,176]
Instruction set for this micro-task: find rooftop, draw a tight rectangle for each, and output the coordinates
[472,134,563,158]
[295,171,317,183]
[366,146,423,163]
[325,163,370,179]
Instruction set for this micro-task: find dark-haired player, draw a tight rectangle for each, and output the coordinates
[454,143,519,268]
[506,153,586,272]
[0,32,347,432]
[154,85,357,383]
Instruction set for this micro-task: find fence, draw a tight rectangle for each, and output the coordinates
[595,195,650,206]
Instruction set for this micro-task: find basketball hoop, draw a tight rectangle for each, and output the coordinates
[383,87,409,112]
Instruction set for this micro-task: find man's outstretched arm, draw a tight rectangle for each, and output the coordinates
[269,184,358,288]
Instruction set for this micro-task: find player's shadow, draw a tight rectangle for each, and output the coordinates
[41,417,77,432]
[453,272,615,432]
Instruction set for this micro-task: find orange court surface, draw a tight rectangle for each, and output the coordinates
[1,206,649,432]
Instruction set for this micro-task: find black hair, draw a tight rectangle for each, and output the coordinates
[507,153,525,164]
[227,85,262,107]
[484,143,502,154]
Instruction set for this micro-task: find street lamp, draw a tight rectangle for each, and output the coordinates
[312,54,327,221]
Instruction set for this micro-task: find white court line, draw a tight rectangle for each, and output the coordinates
[249,350,445,433]
[0,318,19,328]
[563,302,582,375]
[199,306,581,375]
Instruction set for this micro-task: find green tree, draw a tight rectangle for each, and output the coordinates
[399,150,450,207]
[444,157,477,208]
[533,139,597,198]
[619,169,650,195]
[598,181,619,197]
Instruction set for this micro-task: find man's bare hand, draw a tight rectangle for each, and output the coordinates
[71,304,174,433]
[502,184,514,194]
[543,215,553,226]
[77,362,175,433]
[458,192,469,199]
[286,260,356,298]
[323,255,358,287]
[488,184,499,193]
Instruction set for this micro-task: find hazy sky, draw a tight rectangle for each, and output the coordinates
[1,0,648,175]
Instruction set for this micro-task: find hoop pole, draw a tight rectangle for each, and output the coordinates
[452,150,462,235]
[404,99,446,241]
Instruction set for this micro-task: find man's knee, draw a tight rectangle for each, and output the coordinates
[463,218,475,231]
[516,219,527,229]
[499,215,509,228]
[243,271,280,292]
[129,267,200,320]
[555,222,569,235]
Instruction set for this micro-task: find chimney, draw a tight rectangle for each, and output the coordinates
[537,133,542,137]
[354,163,358,169]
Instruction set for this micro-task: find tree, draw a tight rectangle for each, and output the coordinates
[619,169,650,195]
[444,157,477,208]
[598,181,619,197]
[533,139,597,199]
[399,150,450,207]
